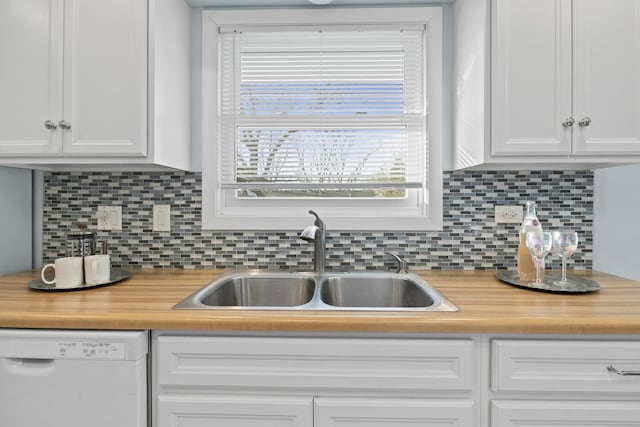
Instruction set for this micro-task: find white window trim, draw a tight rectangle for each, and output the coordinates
[202,7,443,231]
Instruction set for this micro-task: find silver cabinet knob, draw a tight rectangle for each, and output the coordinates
[58,120,71,130]
[562,117,575,127]
[44,120,58,130]
[579,117,592,127]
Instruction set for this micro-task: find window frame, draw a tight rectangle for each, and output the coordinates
[201,7,443,231]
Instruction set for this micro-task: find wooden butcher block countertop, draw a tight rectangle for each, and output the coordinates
[0,269,638,334]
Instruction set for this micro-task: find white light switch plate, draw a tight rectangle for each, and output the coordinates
[97,206,122,231]
[153,205,171,232]
[494,205,523,224]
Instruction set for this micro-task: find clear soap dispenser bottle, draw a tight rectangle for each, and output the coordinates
[517,201,543,282]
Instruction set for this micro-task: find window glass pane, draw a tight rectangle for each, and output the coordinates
[234,127,410,199]
[220,27,426,196]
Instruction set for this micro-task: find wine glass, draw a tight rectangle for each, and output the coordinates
[525,231,553,285]
[552,231,579,284]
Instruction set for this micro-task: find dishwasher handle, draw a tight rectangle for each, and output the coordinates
[1,357,56,376]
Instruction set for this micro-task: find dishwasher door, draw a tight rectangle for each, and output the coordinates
[0,329,147,427]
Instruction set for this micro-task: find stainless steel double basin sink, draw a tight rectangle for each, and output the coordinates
[174,270,458,311]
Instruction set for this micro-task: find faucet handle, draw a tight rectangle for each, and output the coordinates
[384,252,409,274]
[308,210,324,228]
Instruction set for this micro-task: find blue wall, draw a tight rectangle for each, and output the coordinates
[0,167,32,274]
[594,164,640,280]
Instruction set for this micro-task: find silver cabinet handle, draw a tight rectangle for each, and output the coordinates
[562,117,575,127]
[44,120,58,130]
[607,365,640,376]
[58,120,71,130]
[579,117,592,127]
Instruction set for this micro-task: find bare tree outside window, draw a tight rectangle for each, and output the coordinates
[236,79,409,199]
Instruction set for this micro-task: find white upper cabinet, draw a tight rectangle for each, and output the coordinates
[572,0,640,155]
[0,0,63,156]
[0,0,191,170]
[491,0,572,156]
[61,0,147,157]
[454,0,640,169]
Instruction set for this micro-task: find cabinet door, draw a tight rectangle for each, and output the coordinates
[0,0,63,155]
[62,0,147,156]
[491,400,640,427]
[573,0,640,155]
[491,0,572,156]
[157,395,313,427]
[315,398,474,427]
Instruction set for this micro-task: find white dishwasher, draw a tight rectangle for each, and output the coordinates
[0,329,148,427]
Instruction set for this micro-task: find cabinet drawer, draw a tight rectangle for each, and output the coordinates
[157,395,313,427]
[492,339,640,393]
[491,400,640,427]
[157,336,475,393]
[315,397,475,427]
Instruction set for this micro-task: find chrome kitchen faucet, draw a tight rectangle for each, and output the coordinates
[299,210,326,273]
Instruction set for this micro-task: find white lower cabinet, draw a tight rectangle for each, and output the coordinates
[490,339,640,427]
[154,334,640,427]
[491,400,640,427]
[157,395,313,427]
[154,335,477,427]
[491,339,640,393]
[315,397,474,427]
[157,396,474,427]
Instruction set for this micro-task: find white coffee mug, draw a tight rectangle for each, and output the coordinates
[84,254,111,285]
[41,257,83,289]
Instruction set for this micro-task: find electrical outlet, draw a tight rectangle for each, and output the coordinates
[97,206,122,231]
[494,205,523,224]
[153,205,171,232]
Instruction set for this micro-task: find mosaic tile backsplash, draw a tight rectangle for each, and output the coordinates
[43,170,593,271]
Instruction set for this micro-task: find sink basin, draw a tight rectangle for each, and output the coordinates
[175,274,316,309]
[320,276,435,308]
[175,270,458,311]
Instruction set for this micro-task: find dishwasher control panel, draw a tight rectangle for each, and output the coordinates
[56,341,127,359]
[3,339,127,360]
[0,330,147,361]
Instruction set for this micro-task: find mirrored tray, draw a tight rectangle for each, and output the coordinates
[497,270,600,294]
[28,269,131,292]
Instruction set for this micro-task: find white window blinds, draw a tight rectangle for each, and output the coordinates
[218,27,427,192]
